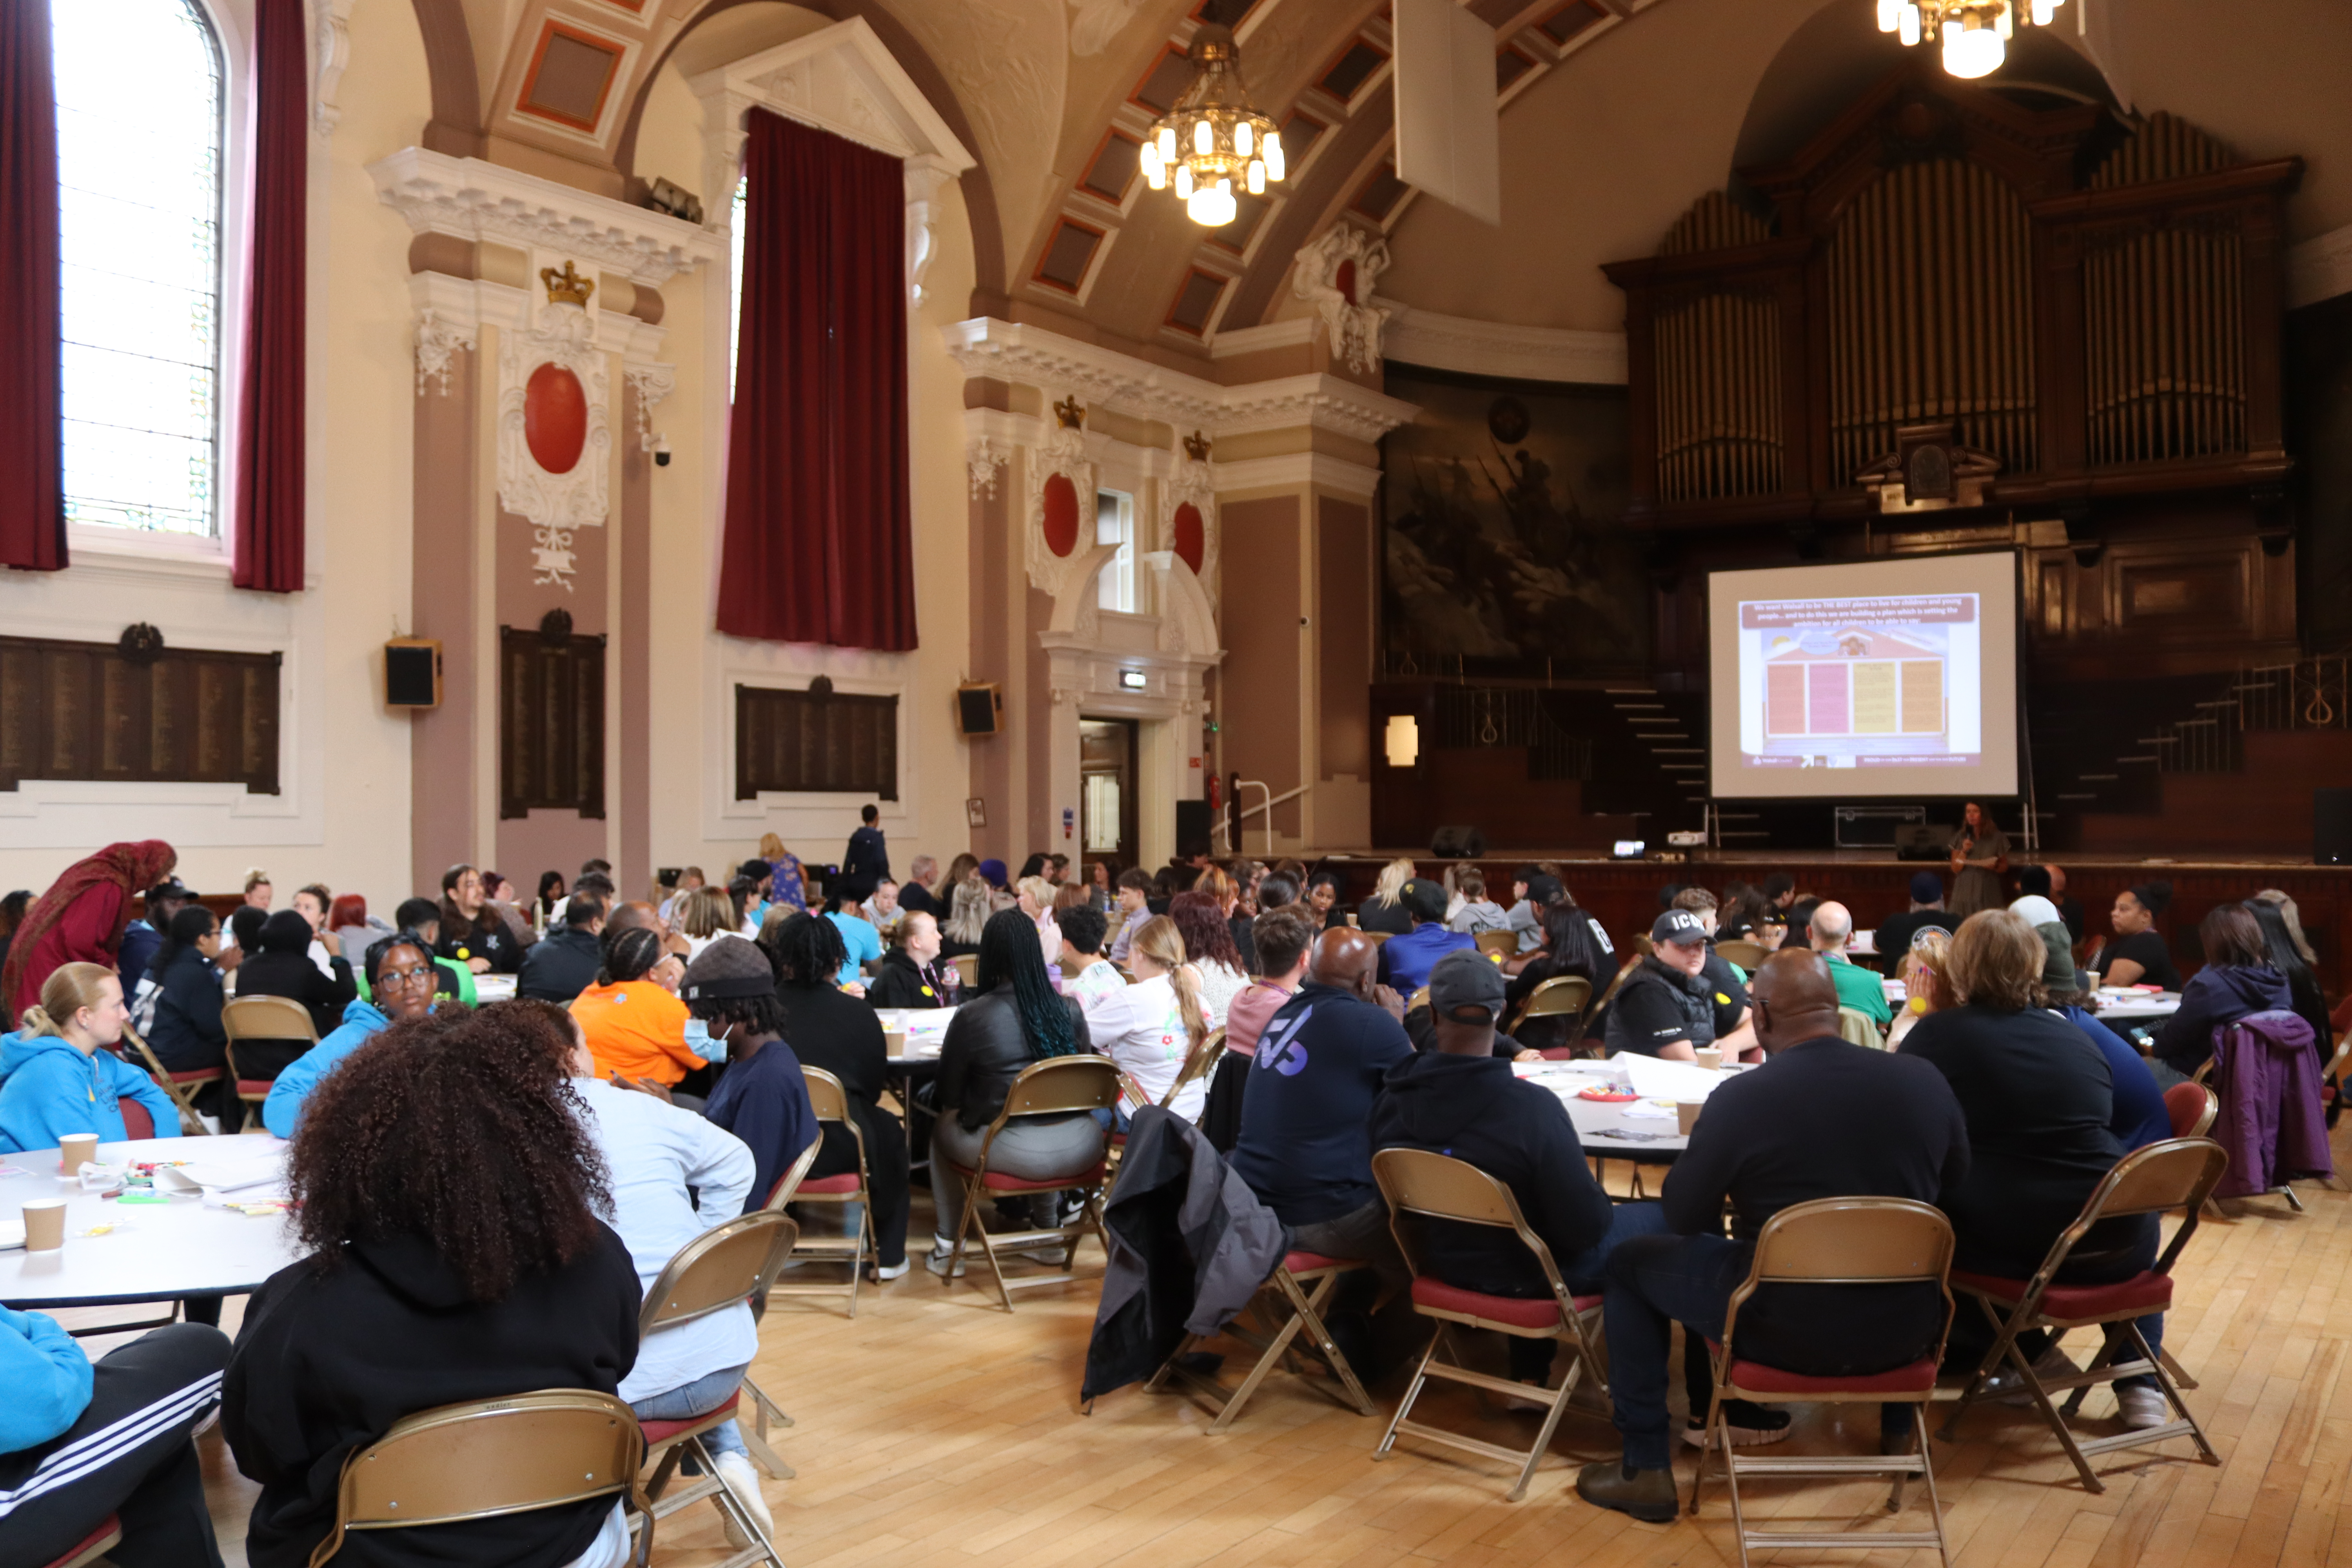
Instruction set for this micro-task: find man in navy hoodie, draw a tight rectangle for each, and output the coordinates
[1370,951,1673,1391]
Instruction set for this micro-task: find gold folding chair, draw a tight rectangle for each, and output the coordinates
[221,995,319,1131]
[1370,1148,1610,1501]
[1363,930,1393,948]
[1938,1138,2228,1493]
[1474,929,1518,960]
[731,1133,822,1479]
[949,954,978,990]
[1688,1198,1956,1568]
[1161,1027,1226,1113]
[635,1210,800,1562]
[766,1068,876,1317]
[938,1056,1121,1311]
[114,1020,218,1135]
[1715,939,1767,972]
[305,1390,651,1568]
[1147,1249,1376,1432]
[1835,1006,1883,1048]
[1503,975,1591,1039]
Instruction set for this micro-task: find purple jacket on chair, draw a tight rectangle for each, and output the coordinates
[2209,1009,2332,1199]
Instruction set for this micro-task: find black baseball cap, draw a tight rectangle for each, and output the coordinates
[1651,909,1709,947]
[1401,878,1448,923]
[1428,949,1507,1022]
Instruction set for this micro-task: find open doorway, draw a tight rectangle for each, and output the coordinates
[1080,717,1139,878]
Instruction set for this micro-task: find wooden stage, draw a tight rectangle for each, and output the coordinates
[132,1122,2352,1568]
[1312,853,2352,1000]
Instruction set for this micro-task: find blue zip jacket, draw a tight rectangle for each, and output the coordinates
[0,1033,179,1154]
[261,998,390,1139]
[0,1307,92,1454]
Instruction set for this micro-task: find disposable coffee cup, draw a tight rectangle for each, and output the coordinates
[22,1199,66,1252]
[885,1029,907,1059]
[58,1134,98,1177]
[1693,1047,1723,1072]
[1675,1100,1704,1136]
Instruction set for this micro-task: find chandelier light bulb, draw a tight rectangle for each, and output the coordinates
[1235,120,1253,158]
[1194,118,1214,156]
[1898,4,1921,45]
[1264,131,1285,181]
[1995,4,2013,38]
[1247,158,1265,194]
[2031,0,2055,21]
[1877,0,1902,30]
[1157,125,1176,163]
[1944,16,2003,76]
[1175,163,1194,200]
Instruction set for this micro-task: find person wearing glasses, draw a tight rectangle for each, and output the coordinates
[260,938,441,1139]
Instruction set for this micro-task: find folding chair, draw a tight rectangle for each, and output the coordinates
[41,1515,120,1568]
[937,1056,1121,1311]
[114,1021,218,1135]
[949,954,978,990]
[304,1390,651,1568]
[2165,1082,2218,1139]
[1163,1027,1226,1113]
[765,1068,875,1317]
[221,995,319,1131]
[1474,930,1518,961]
[1715,939,1767,972]
[724,1132,822,1480]
[1147,1249,1377,1431]
[1370,1147,1610,1501]
[635,1210,800,1564]
[1504,975,1592,1055]
[2194,1031,2308,1210]
[1938,1138,2228,1493]
[1687,1198,1956,1568]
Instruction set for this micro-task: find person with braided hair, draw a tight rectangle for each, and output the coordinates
[922,909,1099,1275]
[220,1005,641,1568]
[569,923,705,1094]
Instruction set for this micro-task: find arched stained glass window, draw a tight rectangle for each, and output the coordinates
[51,0,225,535]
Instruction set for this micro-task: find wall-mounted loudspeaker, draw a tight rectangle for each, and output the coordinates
[1430,825,1485,859]
[385,639,442,708]
[956,683,1002,737]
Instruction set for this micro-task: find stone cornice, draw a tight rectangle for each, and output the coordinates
[1379,300,1628,386]
[942,318,1418,442]
[367,148,723,288]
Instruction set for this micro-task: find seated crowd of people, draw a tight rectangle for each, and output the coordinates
[0,833,2334,1561]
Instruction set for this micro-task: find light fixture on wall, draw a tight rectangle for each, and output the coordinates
[1383,713,1420,769]
[1118,669,1147,691]
[1878,0,2060,79]
[1139,25,1284,227]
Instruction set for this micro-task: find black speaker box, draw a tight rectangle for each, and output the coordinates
[956,684,1001,737]
[2318,787,2352,866]
[1430,824,1485,858]
[1176,800,1213,858]
[1893,823,1949,860]
[384,640,441,707]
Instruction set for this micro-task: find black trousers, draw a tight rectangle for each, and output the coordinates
[806,1103,911,1269]
[0,1322,230,1568]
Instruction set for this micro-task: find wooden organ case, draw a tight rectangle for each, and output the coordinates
[1605,62,2303,679]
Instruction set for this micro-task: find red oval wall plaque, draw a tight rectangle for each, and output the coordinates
[524,363,588,474]
[1172,503,1205,574]
[1041,473,1080,557]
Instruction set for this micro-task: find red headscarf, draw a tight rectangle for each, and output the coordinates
[2,840,178,1015]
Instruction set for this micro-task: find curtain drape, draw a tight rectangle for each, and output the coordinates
[0,0,65,572]
[717,109,916,650]
[230,0,306,592]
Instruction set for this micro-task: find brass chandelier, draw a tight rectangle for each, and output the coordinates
[1140,25,1285,227]
[1880,0,2064,79]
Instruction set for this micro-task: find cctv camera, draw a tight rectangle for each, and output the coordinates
[653,433,671,468]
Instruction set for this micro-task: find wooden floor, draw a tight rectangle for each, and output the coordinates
[89,1118,2352,1568]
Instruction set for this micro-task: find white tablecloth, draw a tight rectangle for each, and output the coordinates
[1512,1056,1749,1156]
[2,1135,302,1308]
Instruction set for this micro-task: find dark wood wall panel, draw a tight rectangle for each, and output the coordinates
[735,683,898,800]
[0,635,280,793]
[500,627,605,818]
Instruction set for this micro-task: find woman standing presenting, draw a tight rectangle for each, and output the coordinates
[1946,801,2009,918]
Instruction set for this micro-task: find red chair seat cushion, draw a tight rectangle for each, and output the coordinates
[1953,1269,2173,1320]
[43,1514,121,1568]
[236,1081,273,1097]
[796,1172,862,1194]
[1722,1354,1940,1397]
[166,1068,222,1084]
[946,1161,1107,1193]
[638,1390,740,1446]
[1282,1250,1363,1276]
[1410,1277,1594,1330]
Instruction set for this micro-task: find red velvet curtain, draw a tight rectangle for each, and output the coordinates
[0,0,65,571]
[230,0,306,592]
[717,109,916,650]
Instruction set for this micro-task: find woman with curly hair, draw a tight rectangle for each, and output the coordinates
[220,1006,640,1568]
[923,910,1097,1274]
[1167,891,1248,1027]
[759,915,908,1273]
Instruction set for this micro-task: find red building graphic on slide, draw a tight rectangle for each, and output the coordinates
[1764,626,1946,740]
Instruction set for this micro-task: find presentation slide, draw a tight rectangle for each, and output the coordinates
[1707,554,2018,800]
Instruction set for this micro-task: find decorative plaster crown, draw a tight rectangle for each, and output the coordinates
[540,261,596,307]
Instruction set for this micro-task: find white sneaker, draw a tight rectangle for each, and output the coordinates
[2115,1385,2171,1429]
[712,1450,774,1546]
[873,1259,911,1281]
[925,1245,965,1278]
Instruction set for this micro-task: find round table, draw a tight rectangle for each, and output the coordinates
[2,1135,303,1309]
[1515,1056,1752,1161]
[2086,989,2181,1023]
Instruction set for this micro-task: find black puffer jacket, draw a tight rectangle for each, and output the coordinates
[934,991,1092,1131]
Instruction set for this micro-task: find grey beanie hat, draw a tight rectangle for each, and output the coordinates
[682,934,775,1002]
